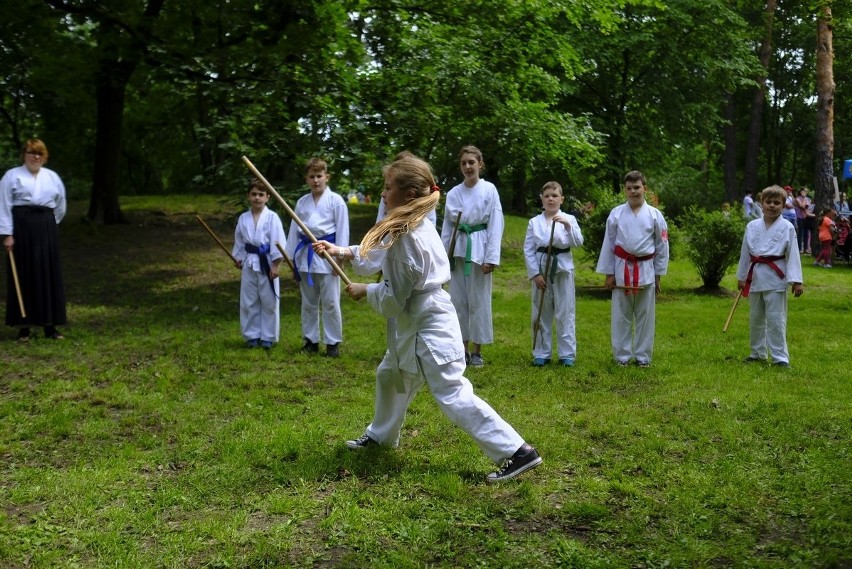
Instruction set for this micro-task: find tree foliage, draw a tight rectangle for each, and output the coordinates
[0,0,846,230]
[681,206,747,289]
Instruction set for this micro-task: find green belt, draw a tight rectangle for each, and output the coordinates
[451,223,488,276]
[536,246,570,282]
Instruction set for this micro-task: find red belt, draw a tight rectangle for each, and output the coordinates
[742,255,785,297]
[614,245,655,293]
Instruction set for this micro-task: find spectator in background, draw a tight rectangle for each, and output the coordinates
[782,186,798,228]
[835,192,850,219]
[795,188,813,254]
[743,190,761,220]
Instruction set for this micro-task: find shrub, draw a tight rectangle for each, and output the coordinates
[681,206,746,289]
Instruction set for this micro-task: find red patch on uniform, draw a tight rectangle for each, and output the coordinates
[661,229,669,241]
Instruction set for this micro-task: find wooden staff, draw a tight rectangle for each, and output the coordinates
[532,219,557,351]
[7,249,26,318]
[242,156,351,286]
[196,215,239,266]
[723,290,742,333]
[273,241,296,277]
[446,211,463,261]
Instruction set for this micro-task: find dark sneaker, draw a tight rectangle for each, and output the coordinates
[465,352,471,365]
[261,340,273,350]
[636,361,651,368]
[246,338,260,348]
[743,356,764,363]
[345,434,377,450]
[772,361,790,368]
[532,357,549,367]
[301,339,319,353]
[469,353,484,367]
[325,343,340,358]
[486,445,542,484]
[559,357,575,367]
[615,360,630,367]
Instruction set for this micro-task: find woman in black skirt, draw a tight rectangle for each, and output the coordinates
[0,139,67,341]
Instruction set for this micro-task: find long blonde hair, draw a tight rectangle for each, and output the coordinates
[360,155,440,256]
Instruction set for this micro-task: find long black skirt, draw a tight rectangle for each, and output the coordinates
[5,206,66,327]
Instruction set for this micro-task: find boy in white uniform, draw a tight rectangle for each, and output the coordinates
[524,181,584,367]
[315,154,541,483]
[232,180,285,349]
[440,145,504,367]
[596,171,669,367]
[285,157,350,357]
[736,185,803,367]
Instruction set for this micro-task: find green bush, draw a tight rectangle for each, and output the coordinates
[681,206,746,289]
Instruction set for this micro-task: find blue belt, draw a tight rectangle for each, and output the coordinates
[244,242,277,295]
[293,232,336,286]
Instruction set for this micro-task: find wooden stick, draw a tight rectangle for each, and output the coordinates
[447,211,463,261]
[242,156,352,286]
[273,241,296,277]
[723,290,742,333]
[532,220,557,351]
[196,215,239,266]
[8,249,26,318]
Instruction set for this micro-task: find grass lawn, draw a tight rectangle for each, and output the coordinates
[1,196,850,568]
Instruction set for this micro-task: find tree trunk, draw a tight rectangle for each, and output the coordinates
[88,62,132,224]
[743,0,777,197]
[722,92,737,204]
[814,3,835,216]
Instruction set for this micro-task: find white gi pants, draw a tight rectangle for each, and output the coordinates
[610,286,655,364]
[240,269,280,342]
[299,273,342,345]
[448,262,493,345]
[364,339,524,463]
[748,290,789,364]
[530,271,576,360]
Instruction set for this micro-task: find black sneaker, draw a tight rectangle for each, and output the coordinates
[486,445,542,484]
[743,356,764,363]
[345,434,377,450]
[301,339,319,353]
[325,343,340,358]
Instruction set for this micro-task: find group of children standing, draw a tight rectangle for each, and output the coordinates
[229,149,807,482]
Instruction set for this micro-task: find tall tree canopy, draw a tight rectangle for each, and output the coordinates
[0,0,847,223]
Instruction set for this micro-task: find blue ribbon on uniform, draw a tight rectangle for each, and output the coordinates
[293,232,336,286]
[244,242,277,295]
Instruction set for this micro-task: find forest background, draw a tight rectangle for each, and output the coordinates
[0,0,849,223]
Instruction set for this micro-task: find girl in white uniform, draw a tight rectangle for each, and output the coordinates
[736,185,803,366]
[440,146,504,367]
[314,154,541,483]
[232,180,285,349]
[595,171,669,367]
[524,182,584,366]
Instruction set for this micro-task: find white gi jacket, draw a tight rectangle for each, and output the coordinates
[352,222,465,375]
[736,218,802,292]
[0,165,66,235]
[232,207,285,272]
[440,180,504,266]
[523,212,584,279]
[285,188,350,275]
[595,202,669,286]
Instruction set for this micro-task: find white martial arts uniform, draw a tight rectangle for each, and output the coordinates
[524,212,584,361]
[440,179,504,345]
[348,221,524,463]
[285,188,349,345]
[232,207,285,343]
[736,217,802,364]
[595,202,669,364]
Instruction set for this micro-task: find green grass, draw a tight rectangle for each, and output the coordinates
[1,196,850,568]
